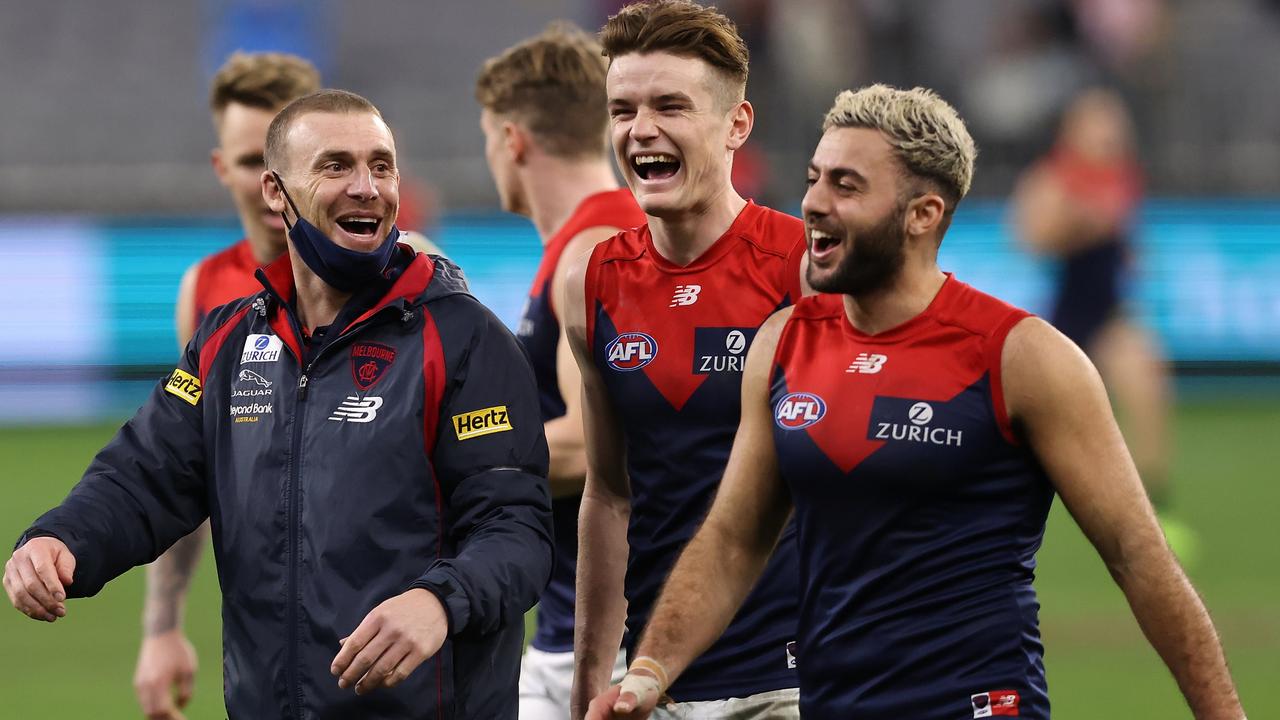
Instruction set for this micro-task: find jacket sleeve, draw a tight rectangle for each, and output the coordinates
[410,297,553,637]
[17,328,214,599]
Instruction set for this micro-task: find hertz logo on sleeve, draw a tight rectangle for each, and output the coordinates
[452,405,512,440]
[165,368,203,406]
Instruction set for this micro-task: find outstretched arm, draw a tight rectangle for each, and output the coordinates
[1003,317,1245,720]
[585,308,796,720]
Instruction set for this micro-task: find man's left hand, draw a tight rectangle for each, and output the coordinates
[330,588,447,695]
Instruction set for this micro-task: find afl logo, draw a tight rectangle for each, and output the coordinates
[606,332,657,371]
[775,392,827,430]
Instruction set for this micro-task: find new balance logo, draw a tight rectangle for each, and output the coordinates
[669,284,702,307]
[328,396,383,423]
[846,353,888,374]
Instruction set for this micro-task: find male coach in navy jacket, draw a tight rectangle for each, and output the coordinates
[4,89,553,719]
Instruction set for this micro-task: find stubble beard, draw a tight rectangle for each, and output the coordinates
[807,203,908,297]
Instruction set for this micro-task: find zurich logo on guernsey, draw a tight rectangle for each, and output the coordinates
[775,392,827,430]
[606,332,658,371]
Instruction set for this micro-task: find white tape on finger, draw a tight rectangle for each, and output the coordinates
[618,672,662,709]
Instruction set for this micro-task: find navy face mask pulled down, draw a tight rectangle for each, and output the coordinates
[272,171,400,292]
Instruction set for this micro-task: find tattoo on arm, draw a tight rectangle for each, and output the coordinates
[142,522,208,636]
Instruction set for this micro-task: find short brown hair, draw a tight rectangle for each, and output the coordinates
[823,85,977,213]
[476,22,610,158]
[264,89,384,171]
[599,0,749,105]
[209,51,321,125]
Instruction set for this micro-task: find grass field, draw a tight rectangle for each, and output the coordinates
[1,398,1276,718]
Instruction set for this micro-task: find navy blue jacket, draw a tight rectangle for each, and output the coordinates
[21,250,553,719]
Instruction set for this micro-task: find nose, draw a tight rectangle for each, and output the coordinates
[346,167,379,202]
[630,107,659,143]
[801,179,829,222]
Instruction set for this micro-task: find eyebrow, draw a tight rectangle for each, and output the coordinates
[809,162,868,186]
[234,152,265,167]
[608,91,696,107]
[312,147,396,167]
[652,92,693,105]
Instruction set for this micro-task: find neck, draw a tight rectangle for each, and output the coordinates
[245,230,286,266]
[648,184,747,266]
[841,250,947,336]
[288,246,352,333]
[523,157,620,242]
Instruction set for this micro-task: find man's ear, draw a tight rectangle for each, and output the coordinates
[504,120,529,165]
[905,192,947,239]
[726,99,754,152]
[261,170,287,215]
[211,148,231,188]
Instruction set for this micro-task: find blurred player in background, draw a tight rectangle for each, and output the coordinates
[475,22,645,719]
[588,84,1244,720]
[137,50,321,720]
[563,1,808,717]
[1010,87,1188,555]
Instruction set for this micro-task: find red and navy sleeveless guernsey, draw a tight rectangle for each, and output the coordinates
[585,201,806,701]
[516,188,645,653]
[193,239,263,328]
[770,276,1054,720]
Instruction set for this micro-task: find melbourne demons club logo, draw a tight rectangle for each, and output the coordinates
[350,342,396,391]
[774,392,827,430]
[606,332,657,371]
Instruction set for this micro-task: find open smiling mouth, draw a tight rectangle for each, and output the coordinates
[336,217,380,237]
[810,229,842,254]
[632,153,681,181]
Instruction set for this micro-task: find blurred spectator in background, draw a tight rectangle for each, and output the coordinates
[1011,87,1192,558]
[138,50,321,720]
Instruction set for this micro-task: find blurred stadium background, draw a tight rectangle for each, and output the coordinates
[1,0,1276,717]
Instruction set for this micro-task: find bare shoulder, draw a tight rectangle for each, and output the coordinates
[743,306,797,381]
[1002,315,1105,421]
[754,306,797,354]
[561,247,594,335]
[563,226,623,266]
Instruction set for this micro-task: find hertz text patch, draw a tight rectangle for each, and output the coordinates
[165,369,202,405]
[452,405,512,440]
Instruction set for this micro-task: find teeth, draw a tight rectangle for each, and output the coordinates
[810,229,837,241]
[634,154,677,165]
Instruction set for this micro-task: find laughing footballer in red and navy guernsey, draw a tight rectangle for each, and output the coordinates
[566,3,808,719]
[588,86,1246,720]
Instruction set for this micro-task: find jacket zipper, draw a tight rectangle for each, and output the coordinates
[287,361,311,720]
[281,304,405,718]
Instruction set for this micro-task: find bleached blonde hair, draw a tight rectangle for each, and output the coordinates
[823,84,976,211]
